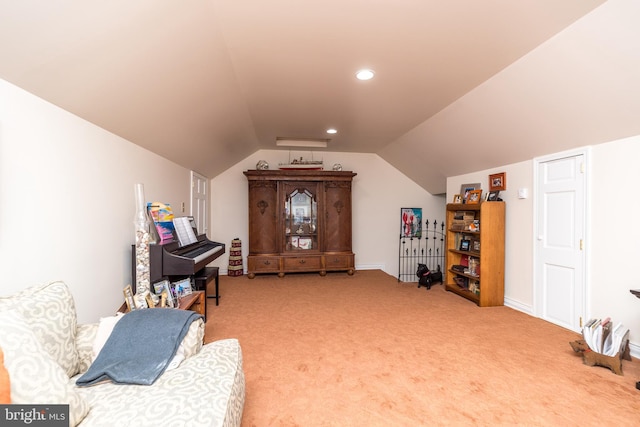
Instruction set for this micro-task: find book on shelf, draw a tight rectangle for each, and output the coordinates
[452,211,477,231]
[461,254,469,267]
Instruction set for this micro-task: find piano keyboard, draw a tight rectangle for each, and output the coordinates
[178,243,224,264]
[149,235,225,283]
[193,245,223,264]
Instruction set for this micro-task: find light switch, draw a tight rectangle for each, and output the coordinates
[518,188,528,199]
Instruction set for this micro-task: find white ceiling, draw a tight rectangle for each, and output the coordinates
[0,0,613,193]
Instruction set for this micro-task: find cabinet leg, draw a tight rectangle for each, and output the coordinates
[319,270,327,276]
[248,273,255,279]
[278,272,285,278]
[347,269,355,276]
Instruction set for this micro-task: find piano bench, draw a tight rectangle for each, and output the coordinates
[195,267,220,306]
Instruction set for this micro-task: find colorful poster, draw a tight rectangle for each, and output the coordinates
[147,202,175,243]
[400,208,422,238]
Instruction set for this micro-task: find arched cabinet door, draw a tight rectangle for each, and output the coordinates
[324,180,352,253]
[247,180,277,254]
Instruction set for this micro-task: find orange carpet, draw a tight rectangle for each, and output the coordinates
[205,270,640,426]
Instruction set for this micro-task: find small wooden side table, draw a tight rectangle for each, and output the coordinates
[177,291,206,322]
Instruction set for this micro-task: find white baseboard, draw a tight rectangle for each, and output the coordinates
[355,263,386,272]
[504,297,533,315]
[628,341,640,359]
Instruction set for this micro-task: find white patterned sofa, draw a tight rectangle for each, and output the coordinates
[0,281,245,427]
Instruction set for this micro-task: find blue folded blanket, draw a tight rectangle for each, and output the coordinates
[77,308,202,386]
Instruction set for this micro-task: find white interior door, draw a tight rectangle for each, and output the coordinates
[191,171,208,236]
[535,152,586,332]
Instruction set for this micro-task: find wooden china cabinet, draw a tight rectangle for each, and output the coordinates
[244,169,356,278]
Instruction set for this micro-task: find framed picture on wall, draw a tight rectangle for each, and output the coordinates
[400,208,422,238]
[489,172,506,191]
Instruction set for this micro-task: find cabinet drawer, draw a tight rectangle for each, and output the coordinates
[324,254,354,269]
[248,256,280,272]
[283,256,322,270]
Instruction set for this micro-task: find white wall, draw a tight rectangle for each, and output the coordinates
[446,160,534,312]
[0,79,193,323]
[210,150,446,278]
[589,135,640,345]
[447,136,640,353]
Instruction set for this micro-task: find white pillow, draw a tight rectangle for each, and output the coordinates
[166,317,204,371]
[0,310,90,427]
[92,312,125,362]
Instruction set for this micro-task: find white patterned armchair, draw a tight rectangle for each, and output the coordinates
[0,281,245,427]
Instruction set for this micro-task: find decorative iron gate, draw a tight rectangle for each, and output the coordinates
[398,219,445,283]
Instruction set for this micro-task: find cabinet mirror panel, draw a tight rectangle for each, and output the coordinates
[284,188,317,251]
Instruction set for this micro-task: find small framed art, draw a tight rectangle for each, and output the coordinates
[460,183,481,204]
[400,208,422,238]
[489,172,506,191]
[123,285,136,311]
[163,281,175,308]
[466,189,482,204]
[453,194,463,204]
[487,191,501,201]
[145,293,156,309]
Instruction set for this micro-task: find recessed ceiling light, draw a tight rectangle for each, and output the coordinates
[326,128,337,134]
[356,69,375,80]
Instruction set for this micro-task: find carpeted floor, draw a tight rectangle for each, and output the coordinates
[205,270,640,426]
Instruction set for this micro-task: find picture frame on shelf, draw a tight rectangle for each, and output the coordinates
[487,191,501,201]
[172,278,192,299]
[145,293,156,309]
[466,189,482,204]
[453,194,462,204]
[489,172,506,191]
[160,290,169,308]
[459,239,471,251]
[123,285,136,311]
[459,183,481,204]
[162,281,175,308]
[153,279,169,295]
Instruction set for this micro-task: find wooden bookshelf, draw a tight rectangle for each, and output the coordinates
[445,202,505,307]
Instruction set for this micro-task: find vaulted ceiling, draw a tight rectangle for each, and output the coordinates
[0,0,621,194]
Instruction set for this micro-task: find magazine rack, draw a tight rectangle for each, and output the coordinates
[569,339,631,375]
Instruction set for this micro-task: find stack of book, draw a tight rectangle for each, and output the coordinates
[582,317,629,357]
[451,211,476,231]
